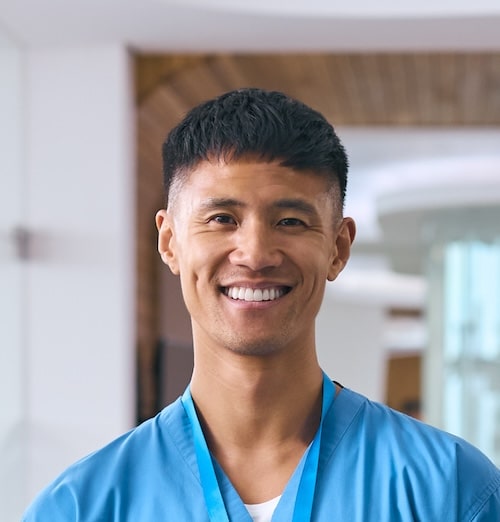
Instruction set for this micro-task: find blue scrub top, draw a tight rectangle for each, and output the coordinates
[23,384,500,521]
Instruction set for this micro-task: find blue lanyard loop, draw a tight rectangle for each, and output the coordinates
[182,372,334,522]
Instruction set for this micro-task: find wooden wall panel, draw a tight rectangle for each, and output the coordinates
[136,53,500,125]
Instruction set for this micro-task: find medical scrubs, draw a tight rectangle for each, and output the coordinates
[23,384,500,521]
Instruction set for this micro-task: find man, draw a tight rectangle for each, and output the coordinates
[24,88,499,520]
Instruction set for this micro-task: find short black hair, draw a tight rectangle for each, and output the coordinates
[162,88,348,208]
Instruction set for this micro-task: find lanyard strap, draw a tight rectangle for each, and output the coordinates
[182,386,230,522]
[182,372,334,522]
[291,373,334,520]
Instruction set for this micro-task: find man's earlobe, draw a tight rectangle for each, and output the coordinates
[327,217,356,281]
[155,209,180,275]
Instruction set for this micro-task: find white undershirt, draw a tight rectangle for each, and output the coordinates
[244,496,281,522]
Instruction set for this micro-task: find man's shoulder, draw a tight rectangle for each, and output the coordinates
[325,386,500,520]
[62,397,185,472]
[23,398,191,521]
[336,386,496,467]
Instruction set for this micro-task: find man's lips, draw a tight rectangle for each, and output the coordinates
[222,286,291,302]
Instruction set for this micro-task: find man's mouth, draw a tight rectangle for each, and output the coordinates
[222,286,291,302]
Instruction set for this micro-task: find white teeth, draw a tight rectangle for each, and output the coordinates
[225,287,285,302]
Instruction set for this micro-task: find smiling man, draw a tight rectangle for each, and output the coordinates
[24,89,499,521]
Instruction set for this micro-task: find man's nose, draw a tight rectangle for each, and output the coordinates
[228,222,283,271]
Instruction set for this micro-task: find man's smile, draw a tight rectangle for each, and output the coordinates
[222,286,291,302]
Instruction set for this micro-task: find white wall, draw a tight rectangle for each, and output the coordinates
[317,286,387,403]
[0,44,136,520]
[0,29,26,522]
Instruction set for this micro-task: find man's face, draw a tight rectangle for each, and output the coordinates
[156,160,355,358]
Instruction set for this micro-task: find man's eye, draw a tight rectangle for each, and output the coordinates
[278,218,305,227]
[210,215,236,225]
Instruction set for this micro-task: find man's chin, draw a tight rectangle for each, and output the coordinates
[224,338,286,357]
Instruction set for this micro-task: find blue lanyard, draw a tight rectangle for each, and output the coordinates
[182,372,334,522]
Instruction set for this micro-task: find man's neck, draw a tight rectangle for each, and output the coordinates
[189,348,324,503]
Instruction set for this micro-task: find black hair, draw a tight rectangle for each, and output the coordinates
[162,88,348,208]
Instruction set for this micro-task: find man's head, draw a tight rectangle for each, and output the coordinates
[157,88,355,357]
[162,88,348,214]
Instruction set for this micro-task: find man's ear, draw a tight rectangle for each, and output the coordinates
[327,217,356,281]
[155,209,180,275]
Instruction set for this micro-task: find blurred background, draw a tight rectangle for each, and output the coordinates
[1,1,500,519]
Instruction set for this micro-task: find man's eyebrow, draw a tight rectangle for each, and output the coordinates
[197,197,245,211]
[273,198,318,216]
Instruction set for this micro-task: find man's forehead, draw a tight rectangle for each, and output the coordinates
[183,159,330,186]
[184,161,329,195]
[168,159,340,215]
